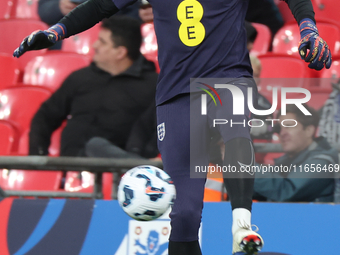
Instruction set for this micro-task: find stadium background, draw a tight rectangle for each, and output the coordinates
[0,0,340,254]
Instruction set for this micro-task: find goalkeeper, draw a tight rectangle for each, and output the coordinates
[13,0,331,254]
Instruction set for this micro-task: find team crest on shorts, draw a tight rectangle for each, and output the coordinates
[157,122,165,141]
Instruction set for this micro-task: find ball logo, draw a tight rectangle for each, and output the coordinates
[145,186,166,195]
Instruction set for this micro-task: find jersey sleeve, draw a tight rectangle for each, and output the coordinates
[60,0,119,37]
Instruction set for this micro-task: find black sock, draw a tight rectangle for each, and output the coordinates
[168,240,202,255]
[223,137,255,211]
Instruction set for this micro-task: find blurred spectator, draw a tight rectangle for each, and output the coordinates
[29,16,158,157]
[318,80,340,146]
[253,104,337,202]
[139,0,153,23]
[38,0,79,26]
[246,0,284,38]
[85,101,158,159]
[318,79,340,203]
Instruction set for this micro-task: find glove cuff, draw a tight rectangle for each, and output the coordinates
[300,18,318,38]
[47,23,67,41]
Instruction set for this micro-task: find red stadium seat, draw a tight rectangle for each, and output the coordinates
[257,54,309,104]
[272,22,340,57]
[62,23,101,58]
[0,86,52,135]
[312,0,340,25]
[0,120,19,155]
[258,54,308,78]
[102,172,113,200]
[14,0,40,20]
[0,19,48,71]
[0,169,62,191]
[0,0,15,20]
[23,52,91,92]
[64,172,113,199]
[140,22,160,73]
[251,23,271,56]
[64,171,94,193]
[0,53,20,89]
[0,86,63,192]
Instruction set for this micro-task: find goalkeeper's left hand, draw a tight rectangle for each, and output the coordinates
[13,24,66,58]
[298,18,332,71]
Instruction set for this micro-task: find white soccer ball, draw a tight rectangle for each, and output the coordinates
[117,165,176,221]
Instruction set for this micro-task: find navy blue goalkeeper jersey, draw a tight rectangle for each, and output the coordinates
[113,0,252,105]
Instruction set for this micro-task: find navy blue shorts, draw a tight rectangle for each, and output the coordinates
[156,78,257,242]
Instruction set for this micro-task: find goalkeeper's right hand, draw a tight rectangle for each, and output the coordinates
[13,24,66,58]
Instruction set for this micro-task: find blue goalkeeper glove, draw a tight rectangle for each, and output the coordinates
[13,23,66,58]
[298,18,332,71]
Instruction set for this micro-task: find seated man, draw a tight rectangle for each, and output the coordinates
[29,15,158,157]
[253,104,337,202]
[85,102,158,159]
[318,79,340,203]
